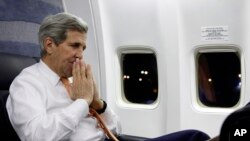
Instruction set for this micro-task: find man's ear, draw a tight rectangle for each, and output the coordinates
[44,37,56,55]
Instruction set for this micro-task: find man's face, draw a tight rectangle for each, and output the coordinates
[46,30,87,78]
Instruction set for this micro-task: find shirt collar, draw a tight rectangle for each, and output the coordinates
[38,60,61,86]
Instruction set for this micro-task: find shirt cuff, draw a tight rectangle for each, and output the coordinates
[62,99,89,127]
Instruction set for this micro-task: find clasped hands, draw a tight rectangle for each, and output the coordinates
[70,58,104,111]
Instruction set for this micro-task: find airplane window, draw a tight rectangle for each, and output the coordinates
[197,52,241,107]
[122,53,158,104]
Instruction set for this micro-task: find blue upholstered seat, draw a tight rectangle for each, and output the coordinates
[0,0,64,140]
[0,52,38,140]
[0,0,64,57]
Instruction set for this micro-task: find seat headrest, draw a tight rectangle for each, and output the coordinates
[220,104,250,140]
[0,53,38,90]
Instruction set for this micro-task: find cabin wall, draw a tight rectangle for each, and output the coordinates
[178,0,249,136]
[63,0,250,138]
[92,0,177,137]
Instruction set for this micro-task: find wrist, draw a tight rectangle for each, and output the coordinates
[91,99,107,114]
[92,99,103,109]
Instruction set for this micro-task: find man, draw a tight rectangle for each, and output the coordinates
[6,13,121,141]
[7,12,211,141]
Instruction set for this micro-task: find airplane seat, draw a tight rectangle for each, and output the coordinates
[0,90,20,141]
[219,103,250,141]
[0,0,64,140]
[118,134,150,141]
[0,52,38,140]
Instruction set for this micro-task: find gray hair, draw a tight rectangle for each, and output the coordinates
[39,13,88,57]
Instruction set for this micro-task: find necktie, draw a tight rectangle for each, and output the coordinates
[60,77,71,95]
[89,108,119,141]
[60,78,119,141]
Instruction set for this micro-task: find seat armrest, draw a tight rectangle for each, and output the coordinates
[118,134,149,141]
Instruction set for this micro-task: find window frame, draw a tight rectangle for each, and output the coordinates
[116,46,159,109]
[193,45,244,112]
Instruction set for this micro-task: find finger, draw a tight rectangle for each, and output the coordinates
[86,64,93,80]
[72,61,76,78]
[72,60,79,86]
[80,60,86,78]
[72,62,76,78]
[93,80,100,99]
[75,58,81,79]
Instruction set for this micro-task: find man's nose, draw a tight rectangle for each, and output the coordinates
[75,49,83,59]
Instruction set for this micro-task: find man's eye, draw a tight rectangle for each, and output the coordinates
[71,44,80,48]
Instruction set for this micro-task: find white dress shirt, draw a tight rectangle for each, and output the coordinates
[6,60,121,141]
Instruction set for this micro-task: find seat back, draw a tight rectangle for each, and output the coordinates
[0,52,38,140]
[0,0,63,139]
[219,103,250,141]
[0,0,64,57]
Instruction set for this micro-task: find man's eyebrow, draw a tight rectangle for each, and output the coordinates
[69,42,86,49]
[69,42,81,46]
